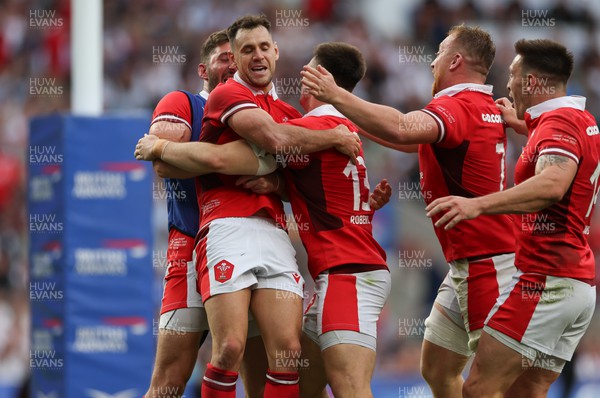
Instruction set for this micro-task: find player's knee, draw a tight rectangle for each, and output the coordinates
[213,337,245,369]
[272,337,302,361]
[328,369,369,396]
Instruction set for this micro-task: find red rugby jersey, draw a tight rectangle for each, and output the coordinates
[514,96,599,280]
[196,73,302,227]
[283,105,387,279]
[152,90,199,130]
[419,83,516,261]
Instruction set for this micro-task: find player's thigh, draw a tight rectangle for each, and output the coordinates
[321,341,376,388]
[154,307,208,373]
[423,295,473,369]
[240,335,268,398]
[466,331,525,394]
[316,270,389,390]
[421,339,469,380]
[153,329,203,380]
[249,287,303,355]
[505,367,560,398]
[299,331,327,398]
[204,289,251,346]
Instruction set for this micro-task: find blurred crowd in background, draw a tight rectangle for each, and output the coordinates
[2,0,600,395]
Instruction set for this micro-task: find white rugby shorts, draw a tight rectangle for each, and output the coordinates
[196,217,304,302]
[303,268,391,351]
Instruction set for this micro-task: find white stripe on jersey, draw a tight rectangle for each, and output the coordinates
[539,148,579,164]
[220,103,258,124]
[151,114,192,131]
[421,109,446,143]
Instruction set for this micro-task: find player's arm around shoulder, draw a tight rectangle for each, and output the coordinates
[149,124,196,179]
[136,135,277,177]
[301,64,438,146]
[227,108,360,161]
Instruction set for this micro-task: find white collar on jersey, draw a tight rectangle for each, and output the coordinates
[303,104,347,119]
[433,83,493,99]
[199,90,209,100]
[525,96,587,120]
[233,72,279,100]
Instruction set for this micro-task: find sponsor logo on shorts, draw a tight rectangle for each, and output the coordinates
[292,273,301,284]
[215,260,234,283]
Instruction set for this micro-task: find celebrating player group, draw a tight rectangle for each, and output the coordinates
[133,11,598,398]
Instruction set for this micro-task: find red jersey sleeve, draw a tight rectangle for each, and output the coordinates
[206,82,259,125]
[534,114,582,164]
[421,96,468,148]
[151,91,193,130]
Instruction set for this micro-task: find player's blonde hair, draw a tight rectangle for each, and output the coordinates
[448,24,496,76]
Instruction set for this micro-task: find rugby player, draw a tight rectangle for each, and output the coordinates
[427,38,598,397]
[301,25,518,398]
[191,15,360,398]
[242,42,391,398]
[136,30,272,398]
